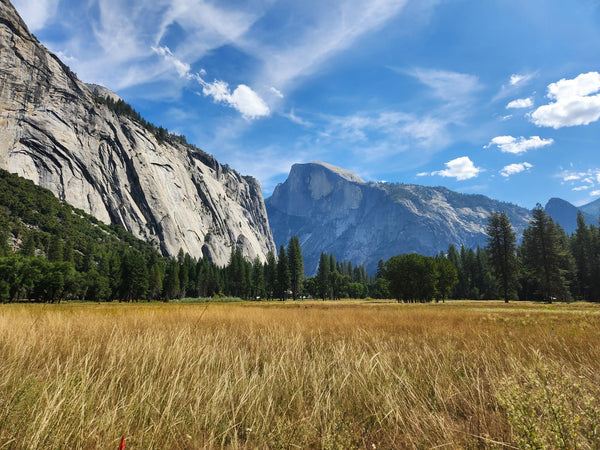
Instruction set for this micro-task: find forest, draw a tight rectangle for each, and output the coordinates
[1,168,599,303]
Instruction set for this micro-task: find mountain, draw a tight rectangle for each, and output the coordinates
[0,0,275,265]
[266,162,532,274]
[544,198,597,234]
[578,198,600,221]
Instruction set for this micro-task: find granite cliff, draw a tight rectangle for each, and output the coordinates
[266,162,532,274]
[0,0,275,265]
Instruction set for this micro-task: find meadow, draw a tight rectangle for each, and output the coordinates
[0,300,599,449]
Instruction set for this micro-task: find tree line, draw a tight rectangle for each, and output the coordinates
[2,168,600,302]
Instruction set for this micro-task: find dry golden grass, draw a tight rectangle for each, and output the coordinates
[0,300,599,449]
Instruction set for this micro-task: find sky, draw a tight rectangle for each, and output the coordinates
[12,0,600,209]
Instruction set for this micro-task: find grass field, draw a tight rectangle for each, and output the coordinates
[0,300,599,449]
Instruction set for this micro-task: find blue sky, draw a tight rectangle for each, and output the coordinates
[13,0,600,208]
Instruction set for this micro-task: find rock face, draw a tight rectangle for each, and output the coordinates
[0,0,275,264]
[266,162,532,274]
[545,197,598,234]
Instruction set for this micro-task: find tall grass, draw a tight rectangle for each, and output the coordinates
[0,301,599,448]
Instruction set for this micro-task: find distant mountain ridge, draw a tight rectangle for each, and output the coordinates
[266,162,532,274]
[544,197,599,234]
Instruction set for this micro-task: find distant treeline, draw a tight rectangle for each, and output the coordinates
[94,95,189,146]
[1,169,599,303]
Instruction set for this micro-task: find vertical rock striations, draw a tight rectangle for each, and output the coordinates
[0,0,275,265]
[266,162,532,274]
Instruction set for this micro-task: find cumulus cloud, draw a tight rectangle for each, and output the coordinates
[484,135,554,154]
[500,162,532,177]
[153,45,269,120]
[531,72,600,128]
[203,83,270,120]
[506,97,533,109]
[431,156,481,180]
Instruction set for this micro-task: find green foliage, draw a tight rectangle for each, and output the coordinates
[94,95,191,146]
[316,253,330,300]
[521,205,573,302]
[384,254,438,302]
[497,363,600,449]
[3,166,598,303]
[276,245,290,301]
[486,211,518,302]
[287,236,304,300]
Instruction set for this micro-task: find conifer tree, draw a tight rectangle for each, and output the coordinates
[521,204,572,302]
[276,245,290,301]
[287,236,304,300]
[571,211,595,300]
[251,256,266,300]
[486,211,518,302]
[316,253,330,300]
[264,251,277,300]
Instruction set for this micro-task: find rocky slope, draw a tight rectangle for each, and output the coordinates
[545,197,598,234]
[266,162,532,274]
[0,0,275,265]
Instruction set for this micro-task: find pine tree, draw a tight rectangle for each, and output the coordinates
[316,253,330,300]
[521,204,572,302]
[148,262,163,300]
[276,245,290,301]
[571,211,594,300]
[251,256,266,300]
[486,211,518,302]
[287,236,304,300]
[163,260,180,300]
[264,251,277,300]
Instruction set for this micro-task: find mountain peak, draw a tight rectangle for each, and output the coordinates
[303,161,365,184]
[267,162,531,274]
[86,83,121,102]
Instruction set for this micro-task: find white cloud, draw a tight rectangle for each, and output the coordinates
[257,0,410,89]
[152,46,191,78]
[431,156,481,181]
[409,68,481,104]
[591,190,600,196]
[510,73,534,86]
[269,87,284,98]
[153,45,270,120]
[324,111,450,150]
[12,0,59,31]
[493,72,536,102]
[563,174,582,181]
[283,110,312,127]
[500,162,532,177]
[199,81,270,120]
[506,97,533,109]
[531,72,600,128]
[559,168,600,194]
[485,135,554,154]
